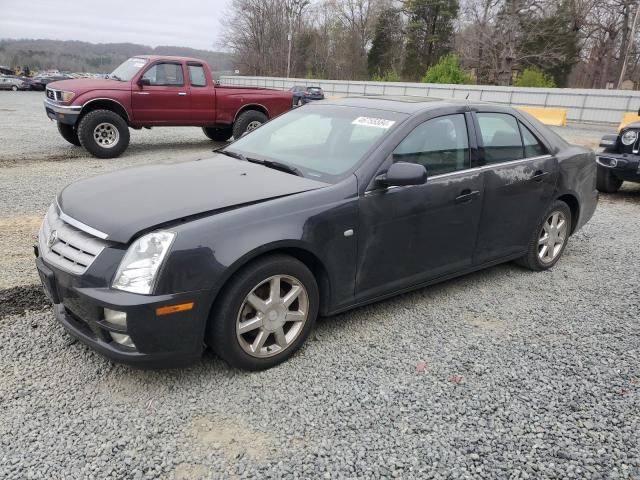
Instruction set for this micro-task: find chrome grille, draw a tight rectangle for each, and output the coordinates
[38,204,108,275]
[46,88,62,102]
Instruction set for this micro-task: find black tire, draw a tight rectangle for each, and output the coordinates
[56,122,81,146]
[232,110,268,139]
[596,164,623,193]
[77,109,130,159]
[202,126,232,142]
[11,85,18,91]
[207,255,319,370]
[516,200,572,271]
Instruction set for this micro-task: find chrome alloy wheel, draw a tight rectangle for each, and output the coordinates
[93,122,120,148]
[236,275,309,358]
[246,120,262,132]
[538,211,568,264]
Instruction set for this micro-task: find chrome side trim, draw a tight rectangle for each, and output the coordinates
[58,211,109,240]
[364,155,553,196]
[81,98,130,121]
[233,103,271,122]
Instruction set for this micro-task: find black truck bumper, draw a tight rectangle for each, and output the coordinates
[596,153,640,182]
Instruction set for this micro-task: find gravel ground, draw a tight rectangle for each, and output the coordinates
[1,90,639,479]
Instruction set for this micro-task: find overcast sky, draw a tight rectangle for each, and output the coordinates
[0,0,232,51]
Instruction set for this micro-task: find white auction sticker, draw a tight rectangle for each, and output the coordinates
[352,117,396,129]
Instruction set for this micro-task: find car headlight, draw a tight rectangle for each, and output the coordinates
[621,130,637,145]
[60,91,75,102]
[112,231,175,294]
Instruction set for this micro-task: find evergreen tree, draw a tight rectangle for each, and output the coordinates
[368,7,404,79]
[401,0,459,81]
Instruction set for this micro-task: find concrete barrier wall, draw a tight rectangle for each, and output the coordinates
[219,75,640,126]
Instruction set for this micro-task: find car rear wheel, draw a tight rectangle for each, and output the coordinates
[517,200,572,271]
[202,126,232,142]
[11,85,18,91]
[232,110,267,139]
[596,164,623,193]
[56,122,81,146]
[207,255,319,370]
[77,109,130,159]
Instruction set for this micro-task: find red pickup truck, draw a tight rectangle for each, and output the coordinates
[43,56,294,158]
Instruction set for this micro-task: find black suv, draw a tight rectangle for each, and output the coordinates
[597,122,640,192]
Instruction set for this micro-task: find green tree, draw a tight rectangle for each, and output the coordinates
[514,67,556,88]
[368,7,404,79]
[372,69,401,82]
[402,0,459,81]
[422,54,472,84]
[516,3,579,87]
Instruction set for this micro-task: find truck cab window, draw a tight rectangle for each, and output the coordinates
[188,64,207,87]
[142,63,184,86]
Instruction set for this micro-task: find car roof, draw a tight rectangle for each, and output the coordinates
[321,95,514,115]
[134,55,205,63]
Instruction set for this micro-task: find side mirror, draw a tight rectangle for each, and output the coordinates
[376,162,427,187]
[138,78,151,87]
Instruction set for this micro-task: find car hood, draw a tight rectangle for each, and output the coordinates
[58,155,328,243]
[48,78,130,93]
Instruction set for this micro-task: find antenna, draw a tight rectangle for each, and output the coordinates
[466,93,470,100]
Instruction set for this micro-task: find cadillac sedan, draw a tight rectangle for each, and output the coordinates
[35,97,598,370]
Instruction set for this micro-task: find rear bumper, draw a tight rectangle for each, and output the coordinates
[43,98,81,125]
[36,256,209,369]
[596,153,640,181]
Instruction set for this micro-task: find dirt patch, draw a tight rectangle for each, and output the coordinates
[463,312,508,334]
[174,463,212,480]
[0,284,50,319]
[187,415,274,464]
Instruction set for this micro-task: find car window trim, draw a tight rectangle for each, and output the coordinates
[364,154,553,196]
[141,61,185,87]
[517,120,549,157]
[186,62,207,87]
[390,111,473,169]
[473,111,526,166]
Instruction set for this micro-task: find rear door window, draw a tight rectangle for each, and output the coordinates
[477,113,524,164]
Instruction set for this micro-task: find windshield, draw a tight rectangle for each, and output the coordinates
[226,104,406,183]
[109,57,148,81]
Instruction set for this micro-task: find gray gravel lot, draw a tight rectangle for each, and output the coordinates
[1,90,639,479]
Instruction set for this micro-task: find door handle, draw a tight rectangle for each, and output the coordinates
[531,170,549,182]
[178,92,187,96]
[455,189,480,204]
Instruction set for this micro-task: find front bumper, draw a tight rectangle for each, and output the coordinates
[43,98,81,125]
[36,256,210,368]
[596,152,640,181]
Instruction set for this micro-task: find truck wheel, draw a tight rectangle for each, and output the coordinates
[207,254,319,370]
[77,109,130,159]
[56,122,81,146]
[232,110,267,139]
[596,165,623,193]
[202,126,232,142]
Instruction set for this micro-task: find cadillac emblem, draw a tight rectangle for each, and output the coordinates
[48,230,58,248]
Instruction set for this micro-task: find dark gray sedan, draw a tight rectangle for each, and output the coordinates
[35,96,598,370]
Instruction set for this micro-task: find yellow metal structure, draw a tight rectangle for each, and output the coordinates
[516,106,568,127]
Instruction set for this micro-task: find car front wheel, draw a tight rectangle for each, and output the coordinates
[77,109,130,159]
[202,126,232,142]
[517,200,572,271]
[56,122,81,146]
[207,255,319,370]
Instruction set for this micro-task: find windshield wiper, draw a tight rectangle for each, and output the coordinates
[246,158,304,177]
[217,149,304,177]
[107,74,123,81]
[217,149,246,161]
